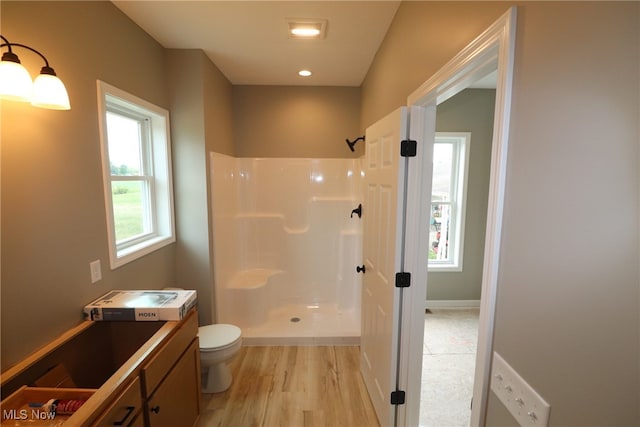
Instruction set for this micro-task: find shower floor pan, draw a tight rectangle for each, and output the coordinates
[240,303,360,346]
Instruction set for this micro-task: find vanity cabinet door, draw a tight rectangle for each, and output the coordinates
[143,311,198,395]
[146,340,200,427]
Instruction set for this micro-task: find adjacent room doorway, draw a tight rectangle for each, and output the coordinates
[420,88,498,426]
[403,8,517,426]
[357,7,517,426]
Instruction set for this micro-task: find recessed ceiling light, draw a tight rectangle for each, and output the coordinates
[291,27,321,37]
[298,70,312,77]
[287,19,327,39]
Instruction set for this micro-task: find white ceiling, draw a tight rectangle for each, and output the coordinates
[111,1,401,87]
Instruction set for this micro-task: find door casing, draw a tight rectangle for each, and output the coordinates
[397,7,518,426]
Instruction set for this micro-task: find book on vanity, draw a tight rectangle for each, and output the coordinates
[83,290,197,321]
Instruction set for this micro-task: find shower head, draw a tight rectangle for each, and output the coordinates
[346,135,365,152]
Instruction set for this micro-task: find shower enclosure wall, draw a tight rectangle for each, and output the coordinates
[210,153,362,345]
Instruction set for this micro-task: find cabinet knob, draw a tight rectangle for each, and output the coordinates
[151,405,160,414]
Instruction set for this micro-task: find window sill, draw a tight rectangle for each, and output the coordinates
[111,235,175,269]
[428,264,463,273]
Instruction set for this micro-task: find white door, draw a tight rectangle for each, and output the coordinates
[360,107,408,427]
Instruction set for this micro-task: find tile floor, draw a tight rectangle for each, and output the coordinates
[420,308,480,427]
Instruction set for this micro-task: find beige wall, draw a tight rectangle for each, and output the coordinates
[361,1,509,129]
[1,1,176,369]
[166,49,234,326]
[202,49,236,323]
[363,2,639,425]
[233,86,361,158]
[490,4,638,424]
[428,89,495,301]
[203,55,235,158]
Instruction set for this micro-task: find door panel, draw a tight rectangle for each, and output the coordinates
[360,107,407,427]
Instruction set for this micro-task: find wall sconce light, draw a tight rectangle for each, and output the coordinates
[0,35,70,110]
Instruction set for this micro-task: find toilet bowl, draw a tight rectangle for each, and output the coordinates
[198,323,242,393]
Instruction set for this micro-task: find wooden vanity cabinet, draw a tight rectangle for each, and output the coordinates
[0,309,201,427]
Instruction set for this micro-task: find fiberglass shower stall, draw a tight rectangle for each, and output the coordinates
[210,153,362,345]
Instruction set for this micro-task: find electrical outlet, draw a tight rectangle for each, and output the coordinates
[90,260,102,283]
[491,352,550,426]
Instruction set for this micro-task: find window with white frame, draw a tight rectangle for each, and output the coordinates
[428,133,470,271]
[97,81,175,269]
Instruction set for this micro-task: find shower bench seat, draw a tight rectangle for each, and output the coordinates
[226,269,283,329]
[227,268,283,289]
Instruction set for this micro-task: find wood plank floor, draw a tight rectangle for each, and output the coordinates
[197,346,380,427]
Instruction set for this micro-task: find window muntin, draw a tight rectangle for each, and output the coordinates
[428,133,470,271]
[98,81,175,269]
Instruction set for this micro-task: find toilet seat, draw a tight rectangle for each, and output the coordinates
[199,324,242,352]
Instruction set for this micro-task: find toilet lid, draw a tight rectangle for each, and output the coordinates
[198,324,242,350]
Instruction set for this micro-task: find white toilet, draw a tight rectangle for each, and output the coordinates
[198,323,242,393]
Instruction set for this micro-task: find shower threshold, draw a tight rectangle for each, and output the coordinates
[240,303,360,346]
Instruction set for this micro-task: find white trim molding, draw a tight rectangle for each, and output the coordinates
[426,300,481,309]
[97,80,176,270]
[399,7,517,427]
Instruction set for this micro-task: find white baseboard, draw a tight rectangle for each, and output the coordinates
[425,299,481,309]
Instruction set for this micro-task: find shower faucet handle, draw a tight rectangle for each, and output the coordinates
[356,265,366,274]
[351,204,362,218]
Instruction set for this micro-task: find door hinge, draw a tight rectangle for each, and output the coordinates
[400,139,417,157]
[395,272,411,288]
[390,390,406,405]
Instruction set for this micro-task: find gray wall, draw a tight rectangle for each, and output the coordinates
[233,85,361,158]
[428,88,495,301]
[362,2,639,425]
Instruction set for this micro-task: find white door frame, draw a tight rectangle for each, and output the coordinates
[398,8,517,426]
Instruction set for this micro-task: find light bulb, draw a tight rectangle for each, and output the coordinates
[291,28,321,37]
